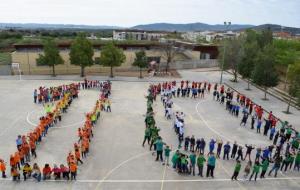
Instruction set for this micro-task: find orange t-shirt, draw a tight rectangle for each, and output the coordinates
[14,153,20,163]
[0,162,6,171]
[70,163,77,172]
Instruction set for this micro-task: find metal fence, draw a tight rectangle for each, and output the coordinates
[0,64,11,75]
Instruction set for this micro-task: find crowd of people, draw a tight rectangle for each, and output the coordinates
[142,80,300,181]
[0,80,112,182]
[33,79,109,104]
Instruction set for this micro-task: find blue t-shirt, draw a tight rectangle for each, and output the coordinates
[16,138,22,146]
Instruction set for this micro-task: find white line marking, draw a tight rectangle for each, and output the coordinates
[195,101,233,142]
[94,152,151,190]
[1,177,300,183]
[160,162,167,190]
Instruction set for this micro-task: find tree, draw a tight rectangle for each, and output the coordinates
[274,39,300,90]
[218,37,243,82]
[69,33,94,77]
[100,42,126,78]
[257,27,273,49]
[132,50,148,78]
[238,30,259,89]
[252,45,279,100]
[161,41,180,74]
[285,62,300,113]
[36,38,64,76]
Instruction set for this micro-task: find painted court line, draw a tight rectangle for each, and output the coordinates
[195,101,233,142]
[93,152,151,190]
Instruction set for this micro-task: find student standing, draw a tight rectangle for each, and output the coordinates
[142,127,151,147]
[163,145,171,166]
[216,139,223,159]
[209,139,216,153]
[243,161,252,180]
[70,162,77,180]
[231,160,241,180]
[260,159,269,178]
[294,152,300,171]
[268,156,282,177]
[197,152,206,177]
[231,141,238,159]
[155,137,164,162]
[236,146,244,161]
[244,144,255,161]
[0,159,6,178]
[223,142,231,160]
[249,161,260,181]
[206,153,216,178]
[189,151,196,176]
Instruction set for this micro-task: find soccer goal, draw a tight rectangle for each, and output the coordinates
[11,62,22,80]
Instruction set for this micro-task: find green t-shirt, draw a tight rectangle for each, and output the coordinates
[286,128,292,135]
[189,154,196,165]
[164,148,171,157]
[172,153,179,164]
[253,164,260,173]
[91,114,96,121]
[291,139,299,149]
[197,156,206,166]
[181,157,187,165]
[234,163,241,172]
[145,127,151,137]
[261,160,269,171]
[155,140,163,151]
[295,153,300,163]
[288,155,294,163]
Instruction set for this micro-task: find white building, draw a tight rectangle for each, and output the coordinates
[113,29,168,41]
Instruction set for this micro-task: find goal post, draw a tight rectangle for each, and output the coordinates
[11,62,22,80]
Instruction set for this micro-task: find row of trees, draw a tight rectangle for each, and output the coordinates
[37,33,126,78]
[37,34,178,78]
[219,28,300,113]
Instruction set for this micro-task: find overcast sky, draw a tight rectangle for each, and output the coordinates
[0,0,299,27]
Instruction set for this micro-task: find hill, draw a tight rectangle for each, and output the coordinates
[252,24,300,35]
[0,23,122,30]
[132,22,254,32]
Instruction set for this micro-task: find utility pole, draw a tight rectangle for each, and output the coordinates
[220,21,231,84]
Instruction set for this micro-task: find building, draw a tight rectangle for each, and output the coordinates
[273,32,292,40]
[113,29,169,41]
[182,31,240,43]
[11,42,219,75]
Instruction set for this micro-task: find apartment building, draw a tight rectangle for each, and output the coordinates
[113,29,168,41]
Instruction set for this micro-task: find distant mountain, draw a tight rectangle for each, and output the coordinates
[132,22,254,32]
[252,24,300,35]
[1,22,299,35]
[0,23,122,30]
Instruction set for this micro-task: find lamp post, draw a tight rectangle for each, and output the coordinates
[220,21,231,84]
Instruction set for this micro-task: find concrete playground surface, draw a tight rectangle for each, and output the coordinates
[0,70,299,190]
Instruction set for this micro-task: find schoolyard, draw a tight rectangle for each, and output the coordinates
[0,70,299,190]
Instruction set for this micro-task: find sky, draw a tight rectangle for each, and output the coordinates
[0,0,299,28]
